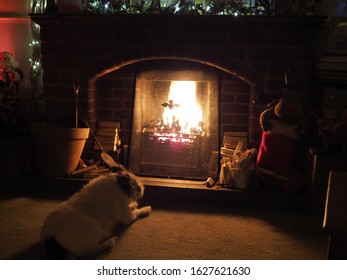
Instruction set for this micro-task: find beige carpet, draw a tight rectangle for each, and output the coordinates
[0,189,328,260]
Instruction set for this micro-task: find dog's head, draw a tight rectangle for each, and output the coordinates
[116,170,144,201]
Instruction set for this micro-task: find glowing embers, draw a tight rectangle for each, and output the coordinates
[143,130,203,145]
[142,80,205,145]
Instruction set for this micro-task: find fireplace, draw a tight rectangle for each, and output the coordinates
[30,14,325,187]
[129,67,219,179]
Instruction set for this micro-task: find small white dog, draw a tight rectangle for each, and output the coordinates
[40,170,152,259]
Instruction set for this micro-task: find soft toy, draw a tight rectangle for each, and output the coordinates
[0,51,23,126]
[256,89,307,193]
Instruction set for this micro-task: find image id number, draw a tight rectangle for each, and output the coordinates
[191,266,251,276]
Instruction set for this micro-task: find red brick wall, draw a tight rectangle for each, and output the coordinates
[31,15,324,148]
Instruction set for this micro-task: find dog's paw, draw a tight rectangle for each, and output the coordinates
[129,201,138,210]
[136,206,152,218]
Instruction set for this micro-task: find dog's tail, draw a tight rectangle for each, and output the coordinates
[44,236,68,260]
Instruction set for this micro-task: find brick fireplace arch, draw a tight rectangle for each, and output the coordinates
[84,55,260,145]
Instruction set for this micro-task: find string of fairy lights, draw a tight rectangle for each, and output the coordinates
[85,0,275,16]
[27,1,327,16]
[27,0,277,16]
[28,21,43,98]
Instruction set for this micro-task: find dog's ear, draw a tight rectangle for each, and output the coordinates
[109,162,127,173]
[117,171,133,197]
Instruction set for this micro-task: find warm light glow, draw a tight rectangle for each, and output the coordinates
[162,81,203,134]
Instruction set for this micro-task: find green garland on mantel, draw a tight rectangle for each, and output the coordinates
[86,0,275,16]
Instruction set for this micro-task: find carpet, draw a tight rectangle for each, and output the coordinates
[0,188,328,260]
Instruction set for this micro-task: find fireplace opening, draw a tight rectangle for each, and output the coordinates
[129,68,219,180]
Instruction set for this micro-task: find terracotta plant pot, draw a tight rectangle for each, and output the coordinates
[31,123,90,177]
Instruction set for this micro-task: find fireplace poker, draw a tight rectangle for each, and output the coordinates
[73,77,80,128]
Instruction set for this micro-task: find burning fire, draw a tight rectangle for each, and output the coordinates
[162,81,203,134]
[143,80,204,144]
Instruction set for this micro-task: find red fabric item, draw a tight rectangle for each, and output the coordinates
[256,132,306,192]
[256,132,295,176]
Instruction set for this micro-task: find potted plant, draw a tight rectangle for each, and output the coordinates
[31,123,90,177]
[30,78,90,177]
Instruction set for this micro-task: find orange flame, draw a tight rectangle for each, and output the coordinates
[162,81,203,134]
